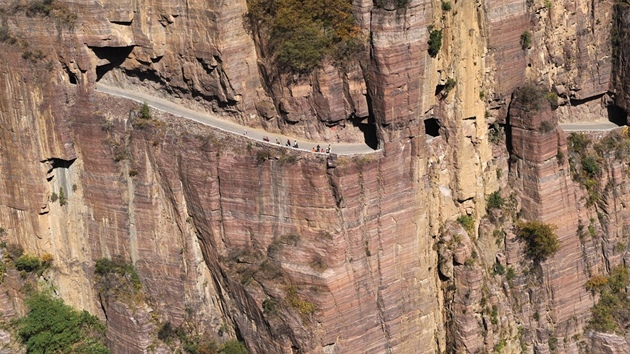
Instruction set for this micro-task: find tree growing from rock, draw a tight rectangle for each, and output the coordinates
[516,220,560,262]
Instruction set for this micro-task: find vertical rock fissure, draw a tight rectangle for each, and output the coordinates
[373,158,393,350]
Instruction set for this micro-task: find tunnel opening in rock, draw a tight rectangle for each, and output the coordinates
[92,46,135,81]
[424,118,441,138]
[607,105,628,126]
[350,115,378,149]
[63,65,77,85]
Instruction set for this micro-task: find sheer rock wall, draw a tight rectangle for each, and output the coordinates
[0,0,629,353]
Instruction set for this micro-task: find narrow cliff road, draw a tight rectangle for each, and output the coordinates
[559,121,623,132]
[95,83,378,156]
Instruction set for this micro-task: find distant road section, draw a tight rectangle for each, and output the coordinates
[559,121,623,132]
[95,83,378,156]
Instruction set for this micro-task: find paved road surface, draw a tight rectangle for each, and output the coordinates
[559,121,623,132]
[95,83,378,156]
[96,83,626,154]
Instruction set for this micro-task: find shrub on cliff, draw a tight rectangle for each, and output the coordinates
[457,215,475,235]
[515,220,559,262]
[428,28,443,57]
[94,257,142,298]
[18,291,109,353]
[15,254,42,273]
[221,340,249,354]
[487,191,504,210]
[567,133,591,153]
[581,156,600,176]
[139,102,151,119]
[520,30,532,50]
[247,0,362,73]
[587,265,630,334]
[374,0,410,9]
[515,83,546,111]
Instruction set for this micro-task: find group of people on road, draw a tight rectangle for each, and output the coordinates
[261,136,331,153]
[312,144,331,154]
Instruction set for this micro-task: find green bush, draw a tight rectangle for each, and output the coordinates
[277,24,328,72]
[506,267,516,280]
[221,339,249,354]
[262,298,278,315]
[516,83,546,111]
[441,1,452,11]
[520,30,532,50]
[494,263,505,275]
[443,78,457,96]
[374,0,409,9]
[487,191,505,210]
[587,266,630,333]
[516,220,560,262]
[567,133,591,153]
[457,215,475,235]
[15,254,42,273]
[94,257,142,293]
[581,156,600,176]
[247,0,361,73]
[18,291,109,354]
[428,29,443,57]
[139,102,151,119]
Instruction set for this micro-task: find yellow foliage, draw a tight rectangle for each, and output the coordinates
[285,286,315,319]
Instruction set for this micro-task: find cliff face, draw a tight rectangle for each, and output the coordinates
[1,0,630,353]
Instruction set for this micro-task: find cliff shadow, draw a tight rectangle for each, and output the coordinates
[607,105,628,126]
[91,46,135,82]
[350,115,378,149]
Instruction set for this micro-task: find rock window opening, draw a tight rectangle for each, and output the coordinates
[425,118,441,138]
[607,105,628,126]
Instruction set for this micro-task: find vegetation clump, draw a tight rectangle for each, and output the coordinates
[286,285,315,319]
[374,0,409,9]
[428,28,443,57]
[457,215,475,235]
[13,0,77,28]
[247,0,362,73]
[487,191,505,210]
[515,220,559,262]
[586,265,630,334]
[441,1,452,11]
[139,102,151,119]
[516,83,546,111]
[15,254,42,273]
[94,257,142,299]
[17,291,109,353]
[520,30,532,50]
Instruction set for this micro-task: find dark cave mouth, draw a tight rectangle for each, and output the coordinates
[424,118,441,138]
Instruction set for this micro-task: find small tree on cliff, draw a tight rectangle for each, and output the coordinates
[139,102,151,119]
[516,220,560,262]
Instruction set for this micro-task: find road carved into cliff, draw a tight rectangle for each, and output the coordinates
[558,121,624,132]
[95,83,379,156]
[96,83,625,155]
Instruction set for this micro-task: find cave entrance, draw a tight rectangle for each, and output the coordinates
[424,118,441,138]
[91,46,135,81]
[607,105,628,126]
